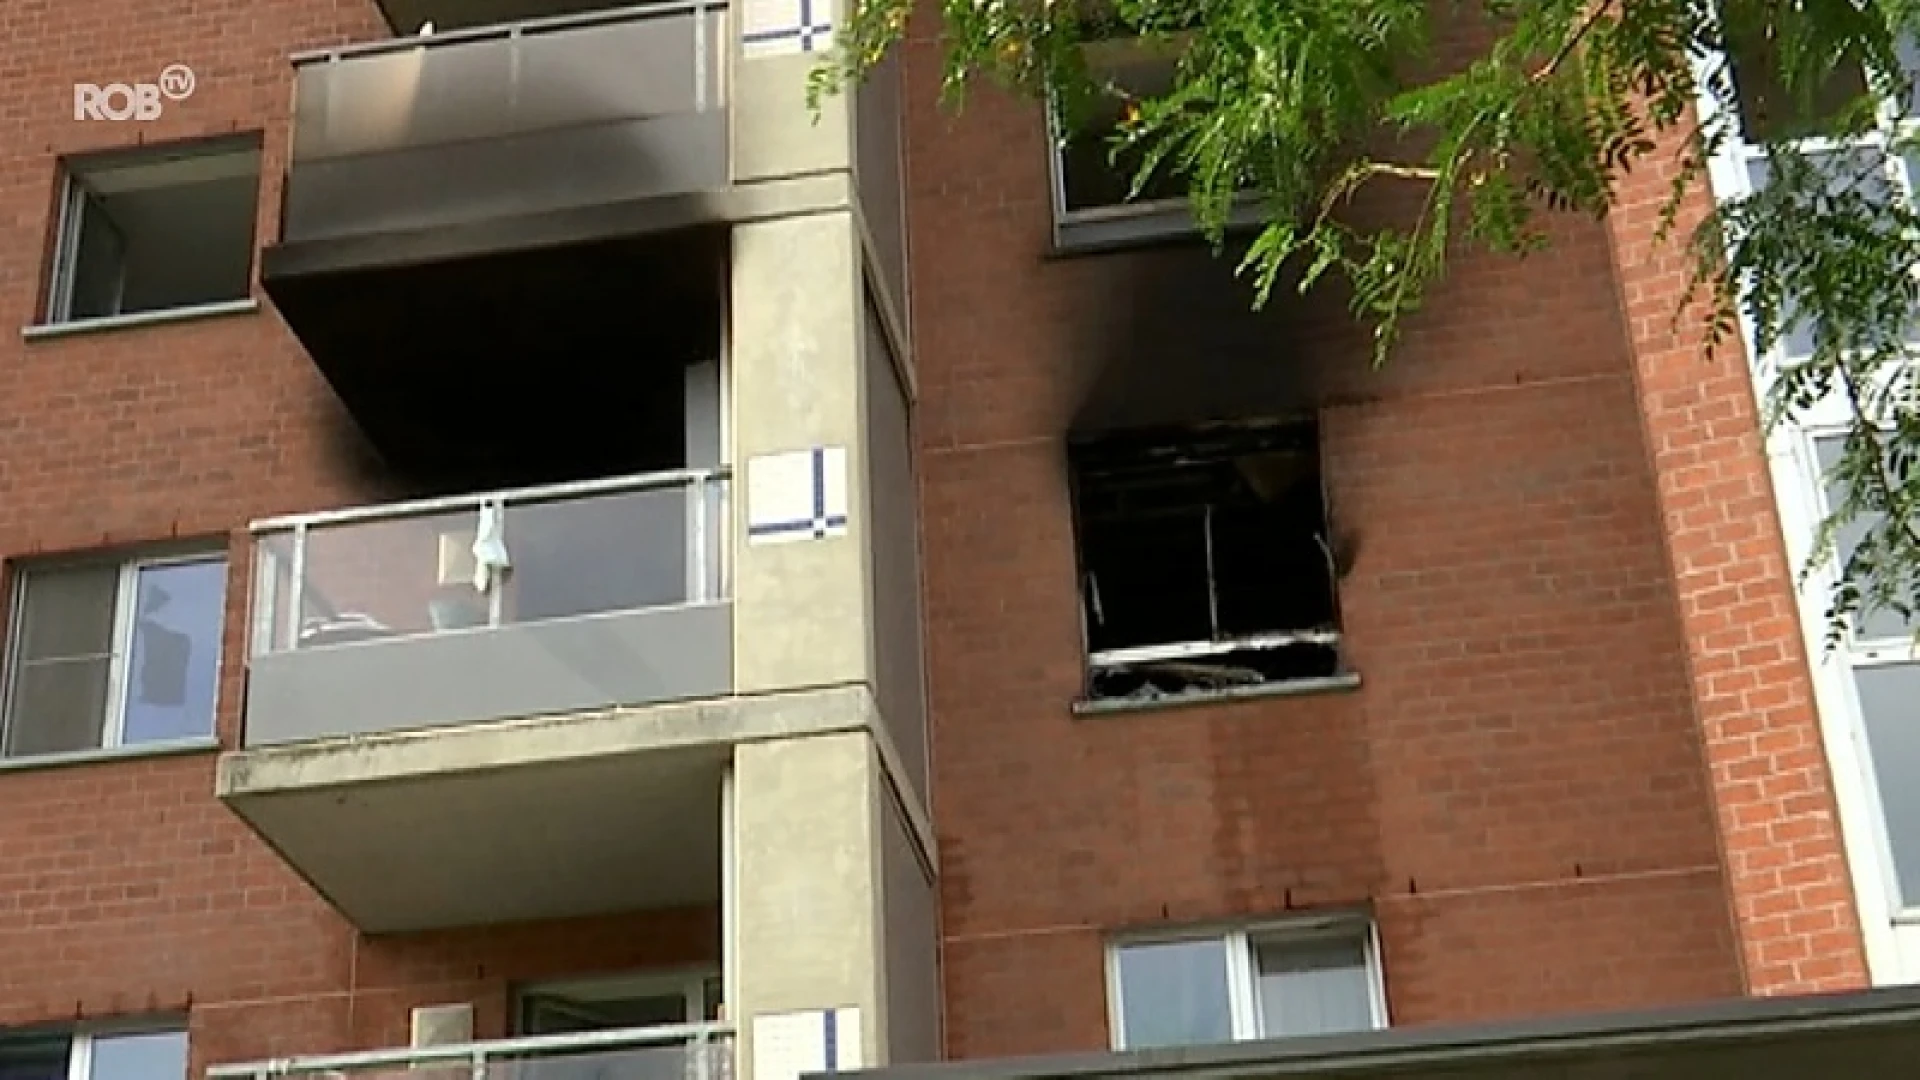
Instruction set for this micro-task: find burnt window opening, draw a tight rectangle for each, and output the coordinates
[1070,419,1342,703]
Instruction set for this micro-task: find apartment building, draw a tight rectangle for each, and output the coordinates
[1,0,1919,1078]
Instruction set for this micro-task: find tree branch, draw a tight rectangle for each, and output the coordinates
[1532,0,1620,84]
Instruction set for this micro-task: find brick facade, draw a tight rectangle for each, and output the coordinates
[898,12,1786,1059]
[1600,124,1871,994]
[0,0,1881,1075]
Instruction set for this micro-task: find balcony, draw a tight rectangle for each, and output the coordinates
[245,467,731,745]
[261,3,734,466]
[221,468,736,931]
[208,1023,735,1080]
[275,1,728,257]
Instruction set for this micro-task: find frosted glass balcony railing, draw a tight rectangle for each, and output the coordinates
[207,1023,735,1080]
[281,0,731,243]
[250,468,730,657]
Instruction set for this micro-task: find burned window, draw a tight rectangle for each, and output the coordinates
[1070,420,1342,703]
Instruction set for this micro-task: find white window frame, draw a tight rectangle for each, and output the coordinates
[1104,915,1389,1050]
[65,1023,191,1080]
[1688,21,1920,985]
[0,550,227,757]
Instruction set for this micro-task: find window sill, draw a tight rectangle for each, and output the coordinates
[1073,671,1362,717]
[0,736,221,774]
[1051,201,1265,258]
[22,297,260,342]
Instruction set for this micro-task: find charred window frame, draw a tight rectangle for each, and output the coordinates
[1069,419,1344,704]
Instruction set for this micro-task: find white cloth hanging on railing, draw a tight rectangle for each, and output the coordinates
[471,502,511,593]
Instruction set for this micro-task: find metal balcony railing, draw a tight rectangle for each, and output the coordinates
[281,0,731,243]
[206,1022,735,1080]
[250,467,731,657]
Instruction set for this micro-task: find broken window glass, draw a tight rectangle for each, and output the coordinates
[1070,419,1342,702]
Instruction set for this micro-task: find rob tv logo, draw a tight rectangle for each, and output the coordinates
[74,64,196,121]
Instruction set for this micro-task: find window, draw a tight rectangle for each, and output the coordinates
[2,552,228,758]
[44,134,260,325]
[1723,12,1871,143]
[1070,419,1343,703]
[516,971,723,1036]
[0,1028,189,1080]
[1052,35,1190,217]
[1047,27,1260,250]
[1813,434,1920,914]
[1107,919,1386,1050]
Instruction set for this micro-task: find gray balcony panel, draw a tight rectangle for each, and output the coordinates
[244,602,731,747]
[283,3,729,244]
[285,112,727,242]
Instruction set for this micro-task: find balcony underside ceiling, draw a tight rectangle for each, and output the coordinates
[223,733,729,933]
[262,223,726,488]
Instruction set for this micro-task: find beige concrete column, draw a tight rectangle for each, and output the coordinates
[729,209,873,694]
[730,731,888,1079]
[730,0,854,183]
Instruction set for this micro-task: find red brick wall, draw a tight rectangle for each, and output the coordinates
[1600,122,1870,993]
[0,1,717,1074]
[901,18,1749,1064]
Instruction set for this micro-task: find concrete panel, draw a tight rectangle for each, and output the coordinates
[730,214,871,693]
[881,786,941,1067]
[244,603,732,747]
[733,731,886,1074]
[731,49,853,183]
[862,293,930,814]
[227,740,728,932]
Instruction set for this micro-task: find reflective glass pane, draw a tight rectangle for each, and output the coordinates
[122,559,227,743]
[1254,935,1374,1039]
[1853,663,1920,907]
[1814,436,1920,642]
[503,486,692,625]
[90,1030,187,1080]
[1744,150,1903,359]
[1113,938,1233,1049]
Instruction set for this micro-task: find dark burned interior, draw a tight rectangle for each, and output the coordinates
[263,226,725,497]
[1070,418,1342,702]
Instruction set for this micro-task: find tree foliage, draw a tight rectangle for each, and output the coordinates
[814,0,1920,645]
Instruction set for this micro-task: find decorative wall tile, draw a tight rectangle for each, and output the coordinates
[747,446,849,544]
[751,1007,862,1080]
[741,0,835,57]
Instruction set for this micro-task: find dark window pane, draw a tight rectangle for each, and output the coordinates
[67,191,128,320]
[122,559,227,744]
[15,565,118,660]
[90,1030,188,1080]
[1725,17,1870,143]
[7,657,111,756]
[1059,38,1188,214]
[1114,938,1232,1049]
[0,1036,68,1080]
[1254,936,1373,1038]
